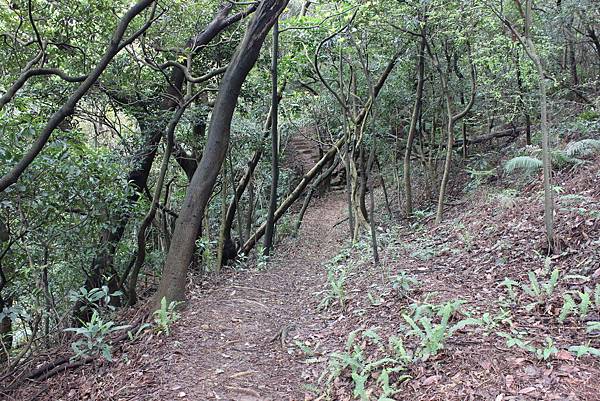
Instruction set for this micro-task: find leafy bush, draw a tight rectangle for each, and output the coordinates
[65,311,130,362]
[68,286,123,312]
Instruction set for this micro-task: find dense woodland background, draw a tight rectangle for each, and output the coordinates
[0,0,599,399]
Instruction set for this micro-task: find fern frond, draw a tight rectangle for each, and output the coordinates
[564,139,600,157]
[504,156,543,174]
[551,150,582,169]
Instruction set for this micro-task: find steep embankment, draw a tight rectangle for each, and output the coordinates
[306,157,600,400]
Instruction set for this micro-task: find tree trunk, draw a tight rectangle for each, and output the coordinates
[375,157,392,218]
[507,0,554,249]
[515,52,532,146]
[216,168,228,271]
[264,19,280,256]
[433,44,476,224]
[153,0,289,308]
[538,71,554,250]
[435,118,455,224]
[76,4,254,319]
[403,33,426,217]
[128,105,186,305]
[367,140,380,265]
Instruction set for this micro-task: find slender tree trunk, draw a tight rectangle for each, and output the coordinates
[216,167,228,271]
[506,0,554,249]
[227,151,245,244]
[128,105,186,305]
[242,136,344,255]
[538,71,554,250]
[264,19,280,256]
[358,144,369,223]
[344,122,355,239]
[515,52,532,145]
[403,33,426,217]
[587,27,600,62]
[153,0,289,308]
[375,157,392,218]
[432,45,476,224]
[435,116,455,224]
[245,176,255,241]
[367,140,379,265]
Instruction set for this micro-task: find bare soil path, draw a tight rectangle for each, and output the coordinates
[121,195,346,401]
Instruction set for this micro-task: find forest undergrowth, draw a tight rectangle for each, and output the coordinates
[308,157,600,401]
[5,155,599,401]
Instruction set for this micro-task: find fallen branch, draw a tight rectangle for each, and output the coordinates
[454,126,524,147]
[6,317,148,392]
[240,136,343,255]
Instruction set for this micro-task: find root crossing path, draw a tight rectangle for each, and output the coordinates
[138,195,346,401]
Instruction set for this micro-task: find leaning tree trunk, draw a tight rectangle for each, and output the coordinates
[75,4,254,320]
[153,0,289,308]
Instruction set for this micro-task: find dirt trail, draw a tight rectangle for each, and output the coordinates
[135,195,346,401]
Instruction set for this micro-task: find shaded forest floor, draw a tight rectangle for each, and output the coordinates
[7,159,600,401]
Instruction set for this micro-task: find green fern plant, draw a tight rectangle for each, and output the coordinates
[578,291,592,317]
[564,139,600,158]
[317,266,347,311]
[153,297,181,335]
[498,332,558,360]
[390,271,418,298]
[569,344,600,358]
[504,156,543,174]
[559,293,576,323]
[321,328,410,401]
[522,268,559,309]
[402,301,480,360]
[586,321,600,335]
[559,288,596,322]
[551,149,582,169]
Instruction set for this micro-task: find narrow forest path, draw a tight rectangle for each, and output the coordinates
[132,195,346,401]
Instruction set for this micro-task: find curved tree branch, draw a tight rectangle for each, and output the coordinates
[0,0,158,193]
